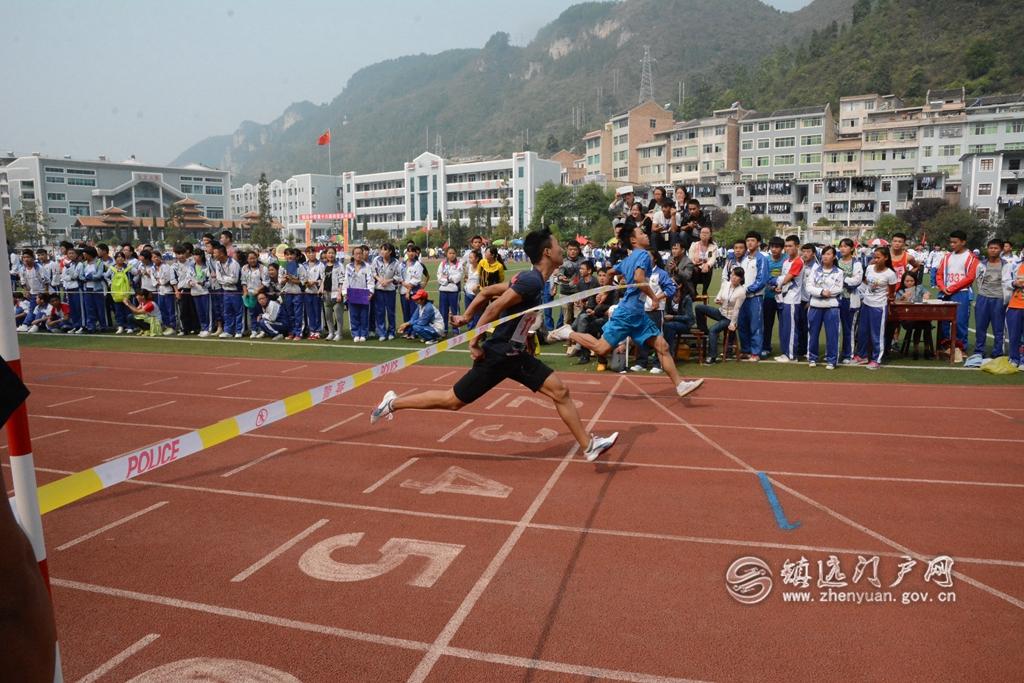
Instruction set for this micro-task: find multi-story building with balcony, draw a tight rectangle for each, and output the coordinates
[738,104,836,181]
[339,151,559,236]
[230,173,342,239]
[960,150,1024,222]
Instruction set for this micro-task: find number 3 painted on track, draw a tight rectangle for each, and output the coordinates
[299,533,464,588]
[469,424,558,443]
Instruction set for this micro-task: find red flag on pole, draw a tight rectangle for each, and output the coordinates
[317,130,331,146]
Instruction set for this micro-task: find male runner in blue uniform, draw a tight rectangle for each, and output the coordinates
[548,223,704,398]
[371,228,618,462]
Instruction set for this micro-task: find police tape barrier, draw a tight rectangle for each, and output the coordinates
[28,284,629,515]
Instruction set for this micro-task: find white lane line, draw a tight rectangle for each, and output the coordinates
[57,501,168,551]
[280,364,308,374]
[217,379,251,391]
[231,519,330,583]
[319,412,364,433]
[397,387,419,397]
[484,392,509,411]
[25,463,1024,569]
[76,633,161,683]
[220,447,288,478]
[142,375,177,386]
[406,375,626,683]
[437,419,473,443]
[0,429,68,450]
[55,577,426,651]
[626,377,1024,612]
[362,458,419,494]
[989,408,1017,421]
[219,361,240,369]
[434,370,457,383]
[46,395,93,409]
[126,400,176,416]
[53,579,696,683]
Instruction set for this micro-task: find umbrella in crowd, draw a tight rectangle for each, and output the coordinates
[869,238,890,247]
[492,239,507,246]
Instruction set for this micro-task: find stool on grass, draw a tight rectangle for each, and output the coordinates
[721,328,741,362]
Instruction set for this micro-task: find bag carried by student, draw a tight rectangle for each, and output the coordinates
[110,268,132,303]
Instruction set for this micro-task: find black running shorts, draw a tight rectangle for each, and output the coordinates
[452,350,554,405]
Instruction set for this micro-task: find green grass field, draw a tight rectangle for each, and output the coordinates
[16,258,1022,386]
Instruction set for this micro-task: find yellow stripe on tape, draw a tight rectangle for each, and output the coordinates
[198,419,240,449]
[403,352,420,366]
[351,368,375,387]
[37,469,104,516]
[283,391,313,416]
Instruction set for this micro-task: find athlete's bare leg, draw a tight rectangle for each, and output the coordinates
[391,389,464,412]
[536,373,589,448]
[648,335,682,386]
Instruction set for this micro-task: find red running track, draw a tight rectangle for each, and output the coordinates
[4,346,1024,682]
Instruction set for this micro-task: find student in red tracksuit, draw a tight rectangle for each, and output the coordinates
[935,229,979,350]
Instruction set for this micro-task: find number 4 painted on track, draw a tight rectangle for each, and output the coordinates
[469,424,559,443]
[401,466,512,499]
[299,533,464,588]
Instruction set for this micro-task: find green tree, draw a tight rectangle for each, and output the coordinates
[446,212,469,250]
[996,207,1024,246]
[496,193,512,238]
[364,229,390,245]
[249,172,281,247]
[905,198,947,232]
[528,182,574,232]
[720,207,773,250]
[852,0,872,25]
[467,205,482,236]
[927,207,990,250]
[163,203,186,246]
[965,39,996,80]
[572,182,614,233]
[872,213,911,240]
[3,207,50,245]
[545,134,560,155]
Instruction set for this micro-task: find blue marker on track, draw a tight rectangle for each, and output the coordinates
[757,472,801,531]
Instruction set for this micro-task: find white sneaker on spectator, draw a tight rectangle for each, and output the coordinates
[547,324,573,343]
[272,334,284,341]
[176,331,185,336]
[583,432,618,462]
[162,328,175,336]
[218,332,231,338]
[840,358,853,365]
[774,355,791,363]
[250,331,259,338]
[234,333,243,339]
[808,361,817,367]
[676,378,704,397]
[826,364,835,370]
[370,390,398,424]
[16,325,28,332]
[629,364,646,373]
[566,343,580,356]
[254,331,265,339]
[649,367,664,375]
[27,325,38,333]
[115,327,124,335]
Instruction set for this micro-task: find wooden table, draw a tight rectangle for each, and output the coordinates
[888,301,959,365]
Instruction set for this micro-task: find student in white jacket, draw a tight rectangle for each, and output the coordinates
[804,246,845,369]
[437,247,463,335]
[695,266,747,363]
[836,238,864,365]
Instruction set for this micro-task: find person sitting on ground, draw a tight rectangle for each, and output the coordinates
[254,291,286,340]
[123,290,163,336]
[13,293,29,329]
[44,294,67,333]
[398,289,444,343]
[695,267,747,364]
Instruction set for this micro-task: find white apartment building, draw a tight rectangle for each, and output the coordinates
[339,151,560,235]
[230,173,342,237]
[961,150,1024,222]
[738,104,836,181]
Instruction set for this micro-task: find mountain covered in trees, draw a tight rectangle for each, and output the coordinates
[173,0,1024,182]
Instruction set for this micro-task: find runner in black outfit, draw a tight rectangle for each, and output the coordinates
[370,228,618,462]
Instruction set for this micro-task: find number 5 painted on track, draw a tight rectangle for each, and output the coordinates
[298,534,464,588]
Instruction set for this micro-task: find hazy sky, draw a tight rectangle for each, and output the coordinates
[2,0,811,165]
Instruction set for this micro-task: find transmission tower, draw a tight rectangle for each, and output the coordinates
[639,45,655,104]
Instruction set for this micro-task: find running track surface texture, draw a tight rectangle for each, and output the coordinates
[4,346,1024,682]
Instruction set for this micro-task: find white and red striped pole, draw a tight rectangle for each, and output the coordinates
[1,213,63,681]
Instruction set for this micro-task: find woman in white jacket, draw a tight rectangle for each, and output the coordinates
[805,246,845,369]
[695,266,747,363]
[836,238,863,365]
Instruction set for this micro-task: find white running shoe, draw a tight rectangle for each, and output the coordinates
[234,333,243,339]
[17,325,29,332]
[566,343,580,356]
[199,330,210,338]
[162,328,175,336]
[774,355,791,363]
[825,364,835,370]
[254,331,265,339]
[676,378,704,398]
[583,432,619,462]
[272,334,284,341]
[808,361,817,367]
[630,364,646,373]
[115,326,124,335]
[649,366,664,375]
[219,332,231,338]
[250,331,259,338]
[27,325,39,333]
[547,323,573,343]
[370,390,398,424]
